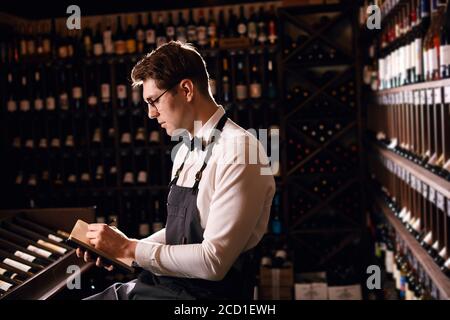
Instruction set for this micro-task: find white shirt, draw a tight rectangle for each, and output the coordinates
[134,106,276,281]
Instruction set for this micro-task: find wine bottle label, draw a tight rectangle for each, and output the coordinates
[166,26,175,38]
[88,96,98,107]
[136,29,145,42]
[126,39,137,53]
[93,129,101,143]
[176,28,187,43]
[124,172,134,184]
[103,30,113,53]
[101,84,111,102]
[248,23,257,41]
[152,222,164,233]
[48,234,63,243]
[27,40,35,55]
[3,258,31,272]
[25,139,34,149]
[121,132,131,144]
[237,23,247,36]
[27,245,52,258]
[236,85,248,100]
[59,93,69,110]
[117,85,127,100]
[96,216,106,224]
[12,137,21,149]
[27,174,37,186]
[19,100,30,112]
[197,26,207,45]
[187,26,197,41]
[132,90,141,105]
[209,79,217,96]
[434,88,442,104]
[139,223,150,237]
[15,173,23,185]
[441,45,450,66]
[385,250,394,273]
[110,166,117,175]
[114,40,127,55]
[268,21,277,43]
[58,46,68,59]
[149,130,160,143]
[444,86,450,104]
[80,172,90,182]
[0,279,13,292]
[93,43,103,56]
[51,138,61,148]
[156,37,167,48]
[137,171,147,184]
[37,240,67,254]
[65,135,74,147]
[146,29,156,44]
[72,87,82,99]
[135,128,145,141]
[46,96,56,110]
[250,83,262,99]
[7,99,17,112]
[34,98,44,111]
[96,165,104,176]
[426,89,433,105]
[14,250,36,263]
[39,138,48,148]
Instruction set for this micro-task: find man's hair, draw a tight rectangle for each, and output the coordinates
[131,41,211,97]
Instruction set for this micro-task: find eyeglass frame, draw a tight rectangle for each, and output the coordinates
[146,79,183,115]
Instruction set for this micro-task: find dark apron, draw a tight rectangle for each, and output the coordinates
[130,113,255,300]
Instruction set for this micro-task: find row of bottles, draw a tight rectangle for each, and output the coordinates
[0,217,72,296]
[1,4,279,64]
[373,213,448,299]
[370,155,450,278]
[366,0,450,90]
[368,85,450,180]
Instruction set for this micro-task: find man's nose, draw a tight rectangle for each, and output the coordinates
[148,107,159,119]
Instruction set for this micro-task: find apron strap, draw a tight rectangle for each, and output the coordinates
[169,113,228,190]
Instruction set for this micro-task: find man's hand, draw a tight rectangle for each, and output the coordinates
[75,224,138,271]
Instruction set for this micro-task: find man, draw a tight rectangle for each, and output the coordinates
[76,41,275,300]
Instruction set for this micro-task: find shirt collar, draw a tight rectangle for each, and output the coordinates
[189,105,226,144]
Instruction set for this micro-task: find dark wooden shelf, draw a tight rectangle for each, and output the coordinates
[376,78,450,95]
[375,195,450,300]
[372,144,450,199]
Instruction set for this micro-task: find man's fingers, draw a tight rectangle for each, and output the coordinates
[95,257,103,268]
[84,250,93,262]
[104,264,114,272]
[76,248,83,258]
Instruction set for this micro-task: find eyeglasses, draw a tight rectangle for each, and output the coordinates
[147,80,181,112]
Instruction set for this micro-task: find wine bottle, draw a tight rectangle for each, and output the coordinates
[114,16,126,55]
[235,59,248,101]
[176,11,187,43]
[237,6,248,39]
[440,1,450,79]
[267,5,278,45]
[221,57,231,103]
[0,238,52,267]
[0,249,43,274]
[152,199,164,233]
[136,14,145,54]
[82,21,93,58]
[0,229,58,260]
[116,62,128,108]
[156,14,167,48]
[122,151,135,185]
[0,262,29,282]
[247,6,258,45]
[207,9,217,48]
[257,6,267,45]
[166,12,176,42]
[103,19,114,55]
[187,9,198,44]
[249,55,262,99]
[93,23,104,57]
[135,150,148,185]
[197,9,208,49]
[145,13,156,51]
[71,68,83,111]
[125,16,137,54]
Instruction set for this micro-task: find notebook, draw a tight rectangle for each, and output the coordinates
[68,219,134,272]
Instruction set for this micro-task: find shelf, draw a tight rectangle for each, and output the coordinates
[372,144,450,200]
[375,195,450,300]
[376,78,450,95]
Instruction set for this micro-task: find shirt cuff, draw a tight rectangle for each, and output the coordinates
[134,240,161,272]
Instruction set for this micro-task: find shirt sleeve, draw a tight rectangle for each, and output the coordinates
[134,141,275,280]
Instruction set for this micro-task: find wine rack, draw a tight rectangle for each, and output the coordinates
[0,3,283,240]
[278,2,366,275]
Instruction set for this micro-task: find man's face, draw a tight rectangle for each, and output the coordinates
[143,78,188,136]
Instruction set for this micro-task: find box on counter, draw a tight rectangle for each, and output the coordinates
[259,286,293,300]
[294,272,328,300]
[328,284,362,300]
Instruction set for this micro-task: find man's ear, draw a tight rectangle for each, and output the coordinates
[180,79,194,102]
